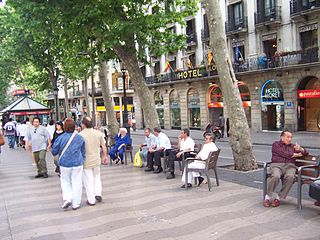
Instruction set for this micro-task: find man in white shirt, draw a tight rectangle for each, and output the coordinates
[181,133,218,188]
[166,128,195,179]
[145,127,171,173]
[140,128,156,166]
[3,118,16,149]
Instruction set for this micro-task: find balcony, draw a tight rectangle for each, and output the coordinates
[201,28,210,42]
[226,16,248,36]
[144,48,319,85]
[186,31,197,46]
[290,0,320,19]
[255,6,281,28]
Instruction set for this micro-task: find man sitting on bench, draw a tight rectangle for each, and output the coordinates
[263,130,308,208]
[166,128,195,179]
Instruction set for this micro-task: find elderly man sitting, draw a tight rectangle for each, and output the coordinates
[109,128,131,164]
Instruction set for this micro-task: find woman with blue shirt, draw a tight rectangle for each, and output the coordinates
[109,128,131,164]
[51,118,86,210]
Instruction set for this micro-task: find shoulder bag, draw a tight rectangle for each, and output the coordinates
[59,131,77,160]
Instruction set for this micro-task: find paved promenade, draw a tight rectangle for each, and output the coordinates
[0,145,320,240]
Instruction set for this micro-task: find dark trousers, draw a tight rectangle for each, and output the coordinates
[220,126,225,137]
[167,150,193,173]
[147,150,168,169]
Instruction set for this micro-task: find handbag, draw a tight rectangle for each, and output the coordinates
[309,182,320,201]
[59,131,77,160]
[0,135,5,146]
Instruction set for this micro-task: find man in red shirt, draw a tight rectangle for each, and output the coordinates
[263,130,308,207]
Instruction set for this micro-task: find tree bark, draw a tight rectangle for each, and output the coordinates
[64,77,69,118]
[114,44,160,131]
[204,0,257,171]
[99,61,119,145]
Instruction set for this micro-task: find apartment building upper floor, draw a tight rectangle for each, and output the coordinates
[143,0,320,84]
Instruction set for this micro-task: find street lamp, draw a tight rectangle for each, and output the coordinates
[121,68,130,135]
[53,87,59,121]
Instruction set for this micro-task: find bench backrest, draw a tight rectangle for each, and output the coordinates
[296,155,320,178]
[206,149,221,170]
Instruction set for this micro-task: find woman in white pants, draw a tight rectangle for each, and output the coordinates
[51,118,86,210]
[181,133,218,188]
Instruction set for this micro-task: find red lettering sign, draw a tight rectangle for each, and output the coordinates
[298,90,320,99]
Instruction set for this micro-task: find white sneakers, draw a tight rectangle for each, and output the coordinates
[61,200,72,209]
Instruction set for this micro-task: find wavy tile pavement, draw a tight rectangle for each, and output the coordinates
[0,145,320,240]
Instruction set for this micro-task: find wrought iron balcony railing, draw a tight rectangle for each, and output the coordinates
[226,16,248,34]
[201,28,210,42]
[144,48,319,85]
[255,6,281,25]
[290,0,320,15]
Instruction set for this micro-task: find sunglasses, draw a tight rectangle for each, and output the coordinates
[34,129,37,133]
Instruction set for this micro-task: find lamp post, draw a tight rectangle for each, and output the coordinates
[91,59,96,127]
[121,68,130,135]
[53,87,59,121]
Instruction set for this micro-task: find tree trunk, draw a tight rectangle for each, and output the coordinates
[64,77,69,118]
[114,45,160,130]
[84,74,90,117]
[99,61,119,145]
[204,0,257,171]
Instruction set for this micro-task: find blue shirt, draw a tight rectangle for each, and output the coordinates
[114,134,131,149]
[51,132,86,168]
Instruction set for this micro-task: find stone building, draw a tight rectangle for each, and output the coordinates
[133,0,320,132]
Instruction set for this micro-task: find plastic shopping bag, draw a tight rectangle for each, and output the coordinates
[133,150,143,167]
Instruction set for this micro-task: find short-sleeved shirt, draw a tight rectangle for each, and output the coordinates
[26,125,50,152]
[80,128,106,169]
[197,142,218,160]
[156,132,171,150]
[4,122,16,136]
[144,133,156,148]
[180,137,195,152]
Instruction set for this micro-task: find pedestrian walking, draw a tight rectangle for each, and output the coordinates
[25,117,51,178]
[226,118,230,137]
[16,120,28,148]
[0,128,4,154]
[46,119,55,140]
[3,118,16,149]
[218,113,225,138]
[80,116,108,206]
[51,118,86,210]
[50,121,64,175]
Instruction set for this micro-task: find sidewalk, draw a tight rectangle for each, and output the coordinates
[0,145,320,240]
[131,129,320,149]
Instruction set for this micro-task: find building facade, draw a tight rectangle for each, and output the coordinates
[133,0,320,132]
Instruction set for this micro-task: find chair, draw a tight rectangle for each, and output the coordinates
[180,143,202,172]
[124,142,133,165]
[184,149,221,191]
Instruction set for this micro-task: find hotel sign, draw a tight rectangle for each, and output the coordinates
[176,69,203,80]
[298,90,320,99]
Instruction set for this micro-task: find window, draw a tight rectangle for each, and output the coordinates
[264,0,275,16]
[113,97,120,106]
[154,61,160,75]
[233,2,243,26]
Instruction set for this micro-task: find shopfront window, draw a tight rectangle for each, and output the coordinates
[208,85,223,125]
[169,90,181,128]
[261,80,284,131]
[154,91,164,127]
[187,88,201,129]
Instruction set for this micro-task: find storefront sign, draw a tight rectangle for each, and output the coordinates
[176,69,203,80]
[262,34,277,41]
[170,101,180,109]
[97,105,134,112]
[286,101,293,107]
[299,23,318,33]
[11,110,51,115]
[208,101,251,108]
[298,89,320,99]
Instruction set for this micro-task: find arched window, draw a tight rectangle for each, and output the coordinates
[154,91,164,127]
[187,88,201,128]
[169,90,181,128]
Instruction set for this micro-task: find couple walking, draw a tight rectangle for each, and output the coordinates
[51,117,108,210]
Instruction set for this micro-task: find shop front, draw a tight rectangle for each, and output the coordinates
[207,82,251,126]
[261,79,284,131]
[297,76,320,131]
[187,88,201,129]
[169,89,181,129]
[154,91,164,128]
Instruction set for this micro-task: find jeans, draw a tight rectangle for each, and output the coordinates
[7,135,15,148]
